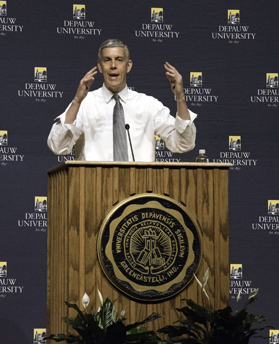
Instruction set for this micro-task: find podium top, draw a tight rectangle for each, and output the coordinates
[48,160,232,174]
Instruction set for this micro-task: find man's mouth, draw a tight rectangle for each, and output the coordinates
[109,73,119,78]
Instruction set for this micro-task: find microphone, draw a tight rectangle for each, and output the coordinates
[125,124,135,162]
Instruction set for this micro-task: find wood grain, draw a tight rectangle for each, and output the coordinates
[47,162,230,335]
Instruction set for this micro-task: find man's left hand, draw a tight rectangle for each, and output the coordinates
[164,62,184,99]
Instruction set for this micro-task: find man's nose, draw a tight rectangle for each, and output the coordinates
[110,60,116,69]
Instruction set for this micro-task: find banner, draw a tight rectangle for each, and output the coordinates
[1,0,279,342]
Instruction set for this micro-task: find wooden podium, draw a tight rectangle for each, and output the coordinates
[47,161,231,335]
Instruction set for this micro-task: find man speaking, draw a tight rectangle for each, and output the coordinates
[47,39,197,162]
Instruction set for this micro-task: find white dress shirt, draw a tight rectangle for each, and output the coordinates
[47,84,197,162]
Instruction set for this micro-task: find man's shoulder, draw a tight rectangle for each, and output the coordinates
[127,88,159,102]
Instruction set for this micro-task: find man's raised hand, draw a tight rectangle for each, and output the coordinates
[74,66,98,104]
[164,62,190,120]
[164,62,184,99]
[65,67,98,124]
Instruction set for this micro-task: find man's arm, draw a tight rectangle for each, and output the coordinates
[47,67,98,155]
[164,62,190,121]
[65,66,98,124]
[152,62,196,154]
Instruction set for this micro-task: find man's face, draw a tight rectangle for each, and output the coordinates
[97,47,132,94]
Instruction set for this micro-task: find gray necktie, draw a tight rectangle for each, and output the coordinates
[113,94,128,161]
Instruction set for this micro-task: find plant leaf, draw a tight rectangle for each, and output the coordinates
[65,301,86,320]
[157,325,199,339]
[125,330,162,344]
[194,274,210,303]
[44,333,82,343]
[202,268,209,288]
[125,312,162,332]
[98,289,103,305]
[97,297,116,330]
[249,288,259,299]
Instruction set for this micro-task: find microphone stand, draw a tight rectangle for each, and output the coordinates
[125,124,135,162]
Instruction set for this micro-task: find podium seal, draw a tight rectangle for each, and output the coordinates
[97,194,201,301]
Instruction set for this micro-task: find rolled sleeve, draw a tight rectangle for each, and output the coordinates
[175,109,197,133]
[47,109,83,155]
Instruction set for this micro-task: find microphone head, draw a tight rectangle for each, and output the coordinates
[125,124,130,130]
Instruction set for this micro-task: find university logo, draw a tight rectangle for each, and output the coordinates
[57,5,101,37]
[34,329,46,344]
[135,7,178,40]
[0,131,24,164]
[98,194,201,301]
[0,2,23,34]
[250,73,279,105]
[229,136,241,151]
[154,135,165,150]
[0,130,8,146]
[0,262,7,277]
[18,68,63,100]
[184,72,218,104]
[0,262,24,295]
[270,330,279,344]
[73,4,85,20]
[266,73,278,88]
[151,8,163,23]
[154,135,180,162]
[230,264,242,279]
[230,264,257,299]
[252,199,279,233]
[212,9,255,40]
[228,10,240,25]
[190,72,202,87]
[35,197,47,212]
[213,136,257,169]
[268,200,279,215]
[34,67,47,83]
[0,1,7,16]
[18,196,47,231]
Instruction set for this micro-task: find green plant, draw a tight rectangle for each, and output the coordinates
[45,292,162,344]
[157,270,270,344]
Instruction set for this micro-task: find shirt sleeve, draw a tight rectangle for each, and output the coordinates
[47,104,84,155]
[153,99,197,153]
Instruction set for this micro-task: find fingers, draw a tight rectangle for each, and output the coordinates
[164,62,179,78]
[164,61,175,71]
[164,62,184,95]
[85,66,98,78]
[75,67,98,103]
[83,66,98,89]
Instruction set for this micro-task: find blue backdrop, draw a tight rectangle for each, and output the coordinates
[1,0,279,342]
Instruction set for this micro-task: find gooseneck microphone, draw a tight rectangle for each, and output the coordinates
[125,124,135,162]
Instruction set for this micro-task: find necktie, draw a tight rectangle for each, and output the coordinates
[113,94,128,161]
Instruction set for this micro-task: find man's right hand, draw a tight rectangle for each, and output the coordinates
[73,66,98,104]
[65,67,98,124]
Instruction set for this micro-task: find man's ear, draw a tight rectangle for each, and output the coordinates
[97,62,103,74]
[127,60,133,74]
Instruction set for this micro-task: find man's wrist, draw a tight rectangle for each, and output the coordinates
[176,94,186,101]
[72,97,82,106]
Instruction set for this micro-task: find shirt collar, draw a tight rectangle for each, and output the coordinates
[101,83,129,104]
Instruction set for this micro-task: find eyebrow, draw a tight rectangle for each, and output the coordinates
[102,55,124,59]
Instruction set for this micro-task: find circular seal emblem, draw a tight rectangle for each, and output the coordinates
[97,194,201,301]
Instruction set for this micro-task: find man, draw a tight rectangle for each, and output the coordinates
[47,39,197,161]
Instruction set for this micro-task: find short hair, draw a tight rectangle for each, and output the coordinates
[98,39,130,62]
